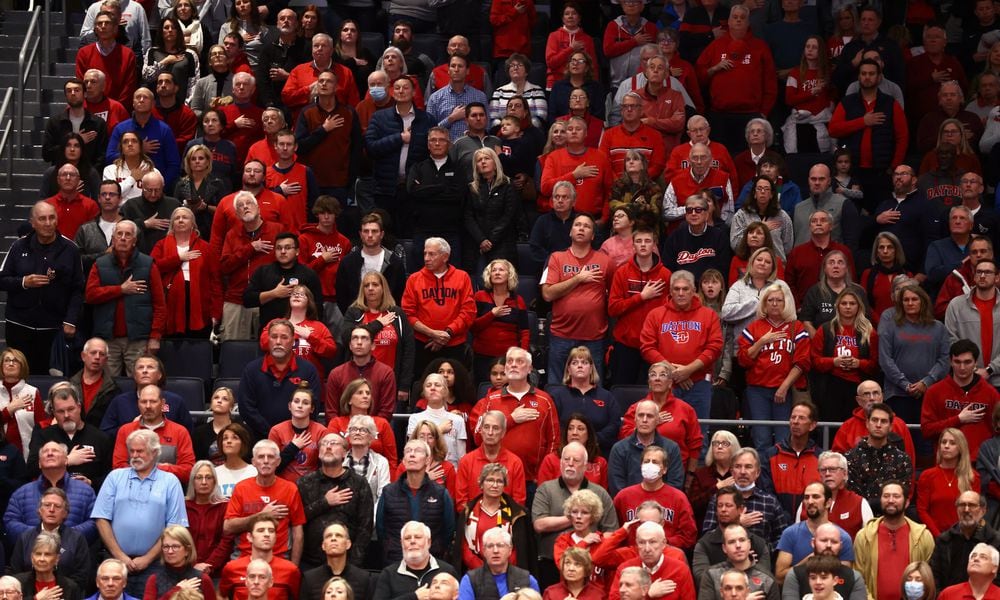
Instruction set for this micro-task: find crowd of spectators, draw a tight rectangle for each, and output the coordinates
[3,0,1000,599]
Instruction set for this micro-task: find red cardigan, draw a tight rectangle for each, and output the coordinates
[151,234,223,334]
[183,499,234,573]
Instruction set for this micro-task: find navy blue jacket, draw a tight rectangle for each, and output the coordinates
[364,106,434,197]
[0,232,85,330]
[100,390,194,438]
[547,384,623,456]
[238,356,321,439]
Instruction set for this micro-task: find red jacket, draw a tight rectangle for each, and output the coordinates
[608,256,672,347]
[455,446,527,511]
[832,406,916,466]
[696,33,777,115]
[113,419,195,484]
[934,262,974,319]
[401,265,476,346]
[489,0,536,58]
[209,189,290,259]
[218,220,281,304]
[640,296,723,382]
[634,84,686,153]
[609,552,695,600]
[324,358,396,421]
[619,393,702,464]
[282,61,359,120]
[151,234,223,334]
[258,317,336,378]
[540,146,614,222]
[469,385,559,481]
[220,102,265,165]
[922,375,1000,461]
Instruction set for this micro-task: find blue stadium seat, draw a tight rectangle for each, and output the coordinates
[517,275,539,309]
[218,341,262,379]
[610,384,650,409]
[518,242,541,278]
[27,375,68,400]
[156,339,213,388]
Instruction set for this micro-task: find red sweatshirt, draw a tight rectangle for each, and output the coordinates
[220,102,265,165]
[469,386,559,481]
[44,193,99,239]
[265,162,311,232]
[218,220,281,304]
[544,28,598,89]
[76,43,138,110]
[599,122,667,179]
[922,375,1000,461]
[608,256,672,347]
[619,393,702,463]
[209,189,290,259]
[297,224,352,301]
[282,62,359,120]
[665,141,739,186]
[612,483,697,549]
[400,265,476,345]
[113,419,195,484]
[608,553,695,600]
[635,84,686,152]
[695,33,777,115]
[540,146,614,221]
[489,0,536,58]
[785,67,834,115]
[737,318,811,388]
[639,295,723,381]
[810,324,879,383]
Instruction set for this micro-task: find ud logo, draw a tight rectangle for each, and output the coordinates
[670,331,690,343]
[261,496,271,503]
[778,463,788,471]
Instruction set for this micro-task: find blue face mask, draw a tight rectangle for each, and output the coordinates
[903,581,924,600]
[369,86,388,102]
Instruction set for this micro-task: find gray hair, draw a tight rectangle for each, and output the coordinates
[348,414,377,437]
[253,439,280,456]
[505,346,532,366]
[732,447,761,468]
[620,567,650,588]
[401,520,431,540]
[551,180,577,200]
[97,558,129,578]
[425,237,451,256]
[669,270,696,287]
[126,429,161,459]
[33,531,61,553]
[745,118,774,147]
[562,440,589,464]
[0,577,21,593]
[973,542,1000,567]
[312,33,333,46]
[817,451,848,471]
[481,410,508,434]
[636,521,666,540]
[185,460,224,502]
[481,527,513,547]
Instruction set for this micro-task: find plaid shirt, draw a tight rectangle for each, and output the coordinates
[702,487,790,548]
[426,83,488,141]
[845,437,914,509]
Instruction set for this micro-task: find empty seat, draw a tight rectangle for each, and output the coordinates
[517,242,540,277]
[516,275,539,310]
[361,32,386,60]
[157,339,214,387]
[218,341,262,379]
[411,34,447,65]
[27,375,67,401]
[610,384,650,409]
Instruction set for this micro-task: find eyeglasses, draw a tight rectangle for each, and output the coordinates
[347,427,369,434]
[976,270,997,276]
[569,58,587,65]
[0,591,22,597]
[685,206,707,214]
[483,478,506,486]
[2,358,20,364]
[162,544,184,552]
[711,440,732,447]
[818,466,844,473]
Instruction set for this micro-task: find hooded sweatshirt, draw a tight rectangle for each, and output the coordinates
[639,295,723,381]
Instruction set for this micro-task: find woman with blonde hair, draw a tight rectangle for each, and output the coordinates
[917,428,979,538]
[343,270,414,392]
[143,525,215,600]
[534,121,568,212]
[173,144,229,239]
[737,281,810,451]
[465,146,519,271]
[811,288,878,423]
[406,374,467,467]
[0,348,46,457]
[472,259,529,384]
[552,489,604,572]
[151,206,221,338]
[551,347,622,456]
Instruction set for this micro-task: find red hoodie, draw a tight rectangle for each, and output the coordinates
[922,375,1000,461]
[608,255,671,348]
[297,224,352,302]
[934,261,974,320]
[401,265,476,346]
[695,32,777,116]
[639,295,723,381]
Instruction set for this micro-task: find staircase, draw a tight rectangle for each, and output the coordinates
[0,8,84,343]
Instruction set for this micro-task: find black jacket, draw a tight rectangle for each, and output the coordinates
[929,522,1000,590]
[14,572,82,600]
[464,179,519,267]
[297,467,374,568]
[406,156,466,234]
[301,562,371,600]
[0,232,85,329]
[243,261,324,328]
[372,557,457,600]
[42,109,108,168]
[335,247,407,314]
[26,423,113,491]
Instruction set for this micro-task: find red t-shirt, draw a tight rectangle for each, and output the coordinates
[876,521,910,600]
[225,477,306,555]
[81,377,101,413]
[973,294,996,368]
[362,311,399,370]
[542,249,611,339]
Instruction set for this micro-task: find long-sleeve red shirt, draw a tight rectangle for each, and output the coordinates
[469,386,560,481]
[810,324,879,383]
[922,375,1000,461]
[828,94,909,169]
[916,466,980,538]
[695,33,777,116]
[540,147,614,221]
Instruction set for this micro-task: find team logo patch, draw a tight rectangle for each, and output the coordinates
[670,331,690,343]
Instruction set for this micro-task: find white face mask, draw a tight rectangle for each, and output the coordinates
[734,481,756,493]
[903,581,924,600]
[640,463,662,481]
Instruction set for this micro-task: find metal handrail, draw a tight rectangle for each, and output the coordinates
[0,88,15,186]
[15,6,44,161]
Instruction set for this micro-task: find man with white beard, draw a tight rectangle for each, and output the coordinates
[373,521,457,600]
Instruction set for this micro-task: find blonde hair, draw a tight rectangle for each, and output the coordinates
[756,281,797,321]
[562,346,599,386]
[830,288,872,346]
[349,270,397,312]
[938,427,975,493]
[481,259,519,291]
[469,147,511,195]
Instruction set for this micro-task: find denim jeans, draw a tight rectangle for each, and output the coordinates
[548,336,604,387]
[673,378,712,459]
[745,385,791,452]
